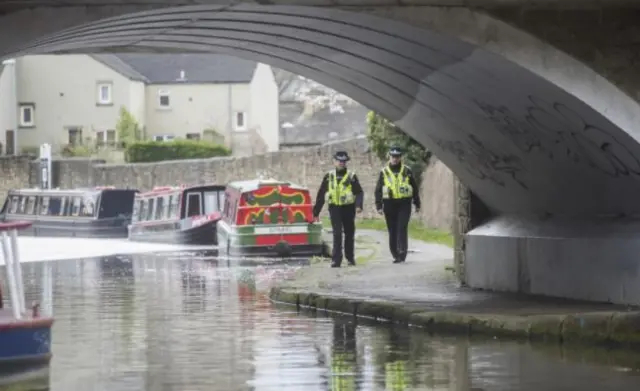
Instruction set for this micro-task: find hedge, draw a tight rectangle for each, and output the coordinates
[125,140,231,163]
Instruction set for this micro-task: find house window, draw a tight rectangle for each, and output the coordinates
[234,111,246,131]
[19,104,35,127]
[97,82,112,105]
[158,90,170,108]
[96,129,116,146]
[186,133,201,141]
[68,127,82,146]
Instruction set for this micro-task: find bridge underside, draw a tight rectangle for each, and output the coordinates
[4,2,640,305]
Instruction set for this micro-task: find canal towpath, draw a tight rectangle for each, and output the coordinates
[269,228,640,346]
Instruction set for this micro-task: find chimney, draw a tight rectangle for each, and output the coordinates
[177,69,186,81]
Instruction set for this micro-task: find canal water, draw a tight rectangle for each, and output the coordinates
[4,250,640,391]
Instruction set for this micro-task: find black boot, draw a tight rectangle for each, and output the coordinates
[347,259,356,266]
[331,262,341,268]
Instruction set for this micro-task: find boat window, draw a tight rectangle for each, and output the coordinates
[186,192,202,217]
[162,196,170,219]
[139,199,148,221]
[131,200,142,222]
[169,195,179,219]
[39,197,50,215]
[58,197,69,216]
[70,197,81,216]
[155,197,165,220]
[9,196,20,214]
[146,198,155,221]
[48,197,62,216]
[132,200,140,222]
[26,196,37,215]
[18,196,27,214]
[203,191,223,214]
[80,195,97,217]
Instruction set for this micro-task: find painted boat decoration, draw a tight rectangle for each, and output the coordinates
[127,184,225,245]
[216,178,324,258]
[0,221,54,372]
[0,187,138,238]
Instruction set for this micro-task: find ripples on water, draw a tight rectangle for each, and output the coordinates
[2,251,640,390]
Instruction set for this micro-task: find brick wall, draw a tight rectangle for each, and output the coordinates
[1,138,456,230]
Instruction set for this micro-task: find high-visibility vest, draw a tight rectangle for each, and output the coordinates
[331,352,356,391]
[381,165,413,200]
[385,360,408,390]
[326,170,356,206]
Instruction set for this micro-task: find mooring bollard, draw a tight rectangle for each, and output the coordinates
[0,221,33,319]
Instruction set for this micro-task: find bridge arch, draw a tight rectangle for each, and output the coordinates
[3,3,640,304]
[5,3,640,218]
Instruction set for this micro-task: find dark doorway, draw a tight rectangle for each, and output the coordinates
[5,130,14,155]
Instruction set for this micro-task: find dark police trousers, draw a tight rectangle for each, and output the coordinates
[383,201,412,262]
[328,204,356,265]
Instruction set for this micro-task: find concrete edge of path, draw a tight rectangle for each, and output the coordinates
[268,287,640,347]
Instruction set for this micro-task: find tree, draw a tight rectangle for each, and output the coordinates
[115,106,142,147]
[366,111,431,185]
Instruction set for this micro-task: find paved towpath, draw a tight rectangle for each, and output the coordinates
[280,229,628,315]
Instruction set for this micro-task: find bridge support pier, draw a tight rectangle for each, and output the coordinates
[464,215,640,306]
[452,180,491,287]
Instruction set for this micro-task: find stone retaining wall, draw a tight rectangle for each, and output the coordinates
[0,138,456,231]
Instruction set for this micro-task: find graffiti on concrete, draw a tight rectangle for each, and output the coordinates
[429,133,528,190]
[475,96,640,178]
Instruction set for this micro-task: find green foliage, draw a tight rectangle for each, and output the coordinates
[20,145,39,156]
[125,139,232,163]
[61,144,94,157]
[366,111,432,183]
[115,106,142,146]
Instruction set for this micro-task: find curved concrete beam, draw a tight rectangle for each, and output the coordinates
[9,4,640,217]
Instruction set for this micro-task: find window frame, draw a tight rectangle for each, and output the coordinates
[158,90,171,109]
[19,104,35,127]
[234,111,247,131]
[97,82,113,105]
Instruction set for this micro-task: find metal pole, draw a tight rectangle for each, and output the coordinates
[1,232,20,319]
[9,229,25,314]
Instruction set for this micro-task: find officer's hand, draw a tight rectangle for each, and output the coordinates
[376,209,383,215]
[313,215,320,223]
[415,207,421,213]
[356,207,362,214]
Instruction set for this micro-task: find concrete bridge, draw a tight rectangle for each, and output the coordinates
[2,0,640,305]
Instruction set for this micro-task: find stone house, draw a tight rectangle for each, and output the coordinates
[0,53,279,156]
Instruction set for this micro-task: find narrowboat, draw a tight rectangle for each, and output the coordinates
[127,184,225,245]
[0,187,138,238]
[0,221,54,370]
[216,179,324,258]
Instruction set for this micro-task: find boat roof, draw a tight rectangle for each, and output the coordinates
[227,178,309,193]
[7,187,131,196]
[137,183,225,197]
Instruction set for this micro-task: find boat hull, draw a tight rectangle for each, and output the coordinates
[217,220,325,258]
[128,219,218,245]
[0,315,54,369]
[0,215,130,238]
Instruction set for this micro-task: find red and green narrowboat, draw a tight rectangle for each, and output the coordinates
[216,179,324,258]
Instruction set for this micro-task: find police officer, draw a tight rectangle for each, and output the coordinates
[374,146,421,264]
[313,151,364,268]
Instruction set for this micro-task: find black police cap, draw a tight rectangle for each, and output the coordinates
[333,150,350,162]
[389,146,403,156]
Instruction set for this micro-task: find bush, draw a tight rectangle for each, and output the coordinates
[366,111,431,185]
[125,139,232,163]
[61,144,94,157]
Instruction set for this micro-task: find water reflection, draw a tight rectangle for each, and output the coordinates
[2,251,640,390]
